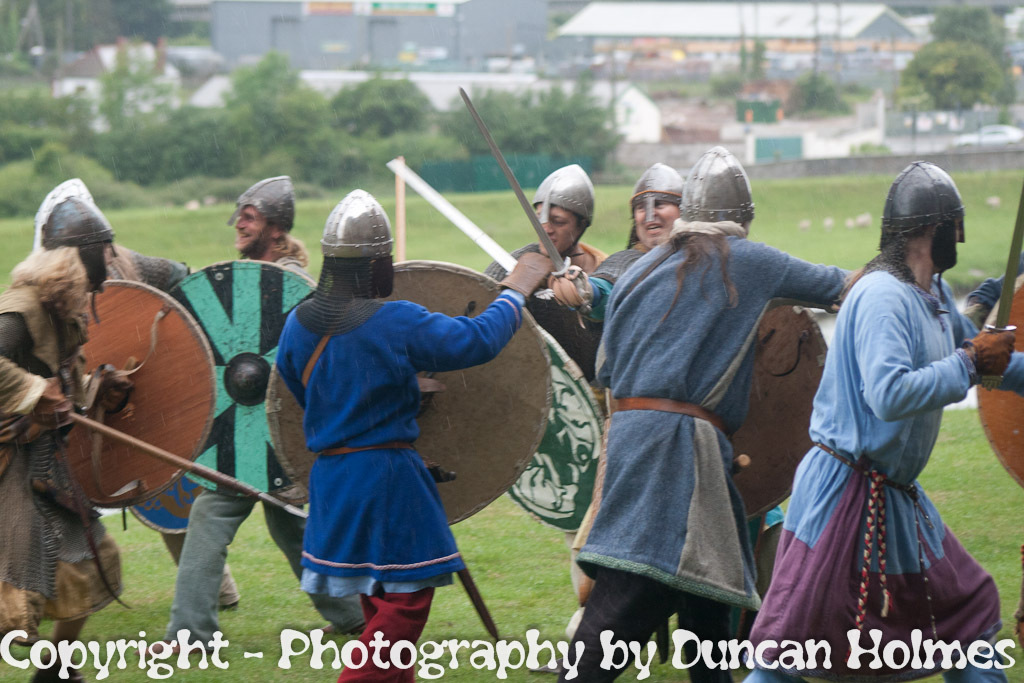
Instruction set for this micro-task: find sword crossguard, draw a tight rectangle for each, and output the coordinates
[550,256,571,278]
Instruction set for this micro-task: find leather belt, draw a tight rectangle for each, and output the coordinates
[614,396,729,436]
[321,441,415,456]
[813,442,916,495]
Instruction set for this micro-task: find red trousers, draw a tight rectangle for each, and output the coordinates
[338,588,434,683]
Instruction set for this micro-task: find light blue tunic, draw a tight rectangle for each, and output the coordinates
[750,271,1024,680]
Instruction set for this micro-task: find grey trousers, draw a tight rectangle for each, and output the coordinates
[164,488,364,644]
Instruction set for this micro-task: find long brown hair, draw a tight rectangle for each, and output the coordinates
[11,247,90,319]
[271,232,309,268]
[627,232,738,322]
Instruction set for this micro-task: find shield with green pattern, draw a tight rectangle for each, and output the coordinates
[507,329,603,532]
[170,260,314,497]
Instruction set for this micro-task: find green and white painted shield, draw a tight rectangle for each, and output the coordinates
[170,260,314,496]
[507,329,603,532]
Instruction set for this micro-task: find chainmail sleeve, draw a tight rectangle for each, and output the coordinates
[0,313,47,415]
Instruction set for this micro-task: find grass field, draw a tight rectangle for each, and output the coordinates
[0,169,1022,293]
[0,412,1020,682]
[0,170,1022,681]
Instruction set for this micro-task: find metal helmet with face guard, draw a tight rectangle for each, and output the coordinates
[882,162,964,234]
[299,190,394,335]
[533,165,595,230]
[630,163,684,247]
[682,146,755,224]
[881,162,965,273]
[227,176,295,232]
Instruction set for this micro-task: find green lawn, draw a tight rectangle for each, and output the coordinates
[0,169,1022,293]
[0,411,1020,682]
[0,172,1023,681]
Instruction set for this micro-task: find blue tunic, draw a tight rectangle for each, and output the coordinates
[578,236,847,610]
[750,271,1024,680]
[275,292,524,588]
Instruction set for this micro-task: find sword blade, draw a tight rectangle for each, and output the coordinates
[992,177,1024,328]
[456,567,499,639]
[458,88,566,275]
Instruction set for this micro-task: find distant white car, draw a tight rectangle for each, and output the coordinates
[953,124,1024,147]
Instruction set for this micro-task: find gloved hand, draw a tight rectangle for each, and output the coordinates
[967,328,1015,377]
[31,378,72,429]
[548,266,594,314]
[96,366,134,413]
[499,251,551,297]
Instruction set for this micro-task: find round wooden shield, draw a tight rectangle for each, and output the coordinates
[732,304,829,518]
[977,274,1024,490]
[130,476,205,533]
[506,329,603,532]
[170,261,314,498]
[266,365,311,500]
[267,260,552,524]
[64,280,216,507]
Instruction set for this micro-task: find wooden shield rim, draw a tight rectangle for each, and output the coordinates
[266,366,312,502]
[506,327,604,532]
[732,303,828,518]
[977,274,1024,489]
[267,259,552,524]
[67,279,216,507]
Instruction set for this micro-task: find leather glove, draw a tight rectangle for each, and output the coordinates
[31,378,72,429]
[967,328,1015,378]
[547,266,594,314]
[97,366,134,413]
[499,251,551,297]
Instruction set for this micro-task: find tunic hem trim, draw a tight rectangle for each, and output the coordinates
[577,551,760,610]
[302,550,462,571]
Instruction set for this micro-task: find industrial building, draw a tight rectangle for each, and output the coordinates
[211,0,546,70]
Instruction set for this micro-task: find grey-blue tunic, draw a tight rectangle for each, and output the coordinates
[577,236,847,610]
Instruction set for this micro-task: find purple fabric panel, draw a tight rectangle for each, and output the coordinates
[751,476,1001,681]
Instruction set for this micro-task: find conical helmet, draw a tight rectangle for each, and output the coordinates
[631,163,684,224]
[882,162,964,233]
[321,189,393,259]
[227,176,295,232]
[682,146,754,224]
[34,179,98,250]
[40,196,114,250]
[533,164,595,229]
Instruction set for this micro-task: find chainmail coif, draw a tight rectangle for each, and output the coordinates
[295,257,384,336]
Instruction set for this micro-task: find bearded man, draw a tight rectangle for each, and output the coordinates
[152,177,363,656]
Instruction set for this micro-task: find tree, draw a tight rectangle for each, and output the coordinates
[900,41,1004,110]
[330,77,433,138]
[930,6,1003,59]
[928,7,1014,106]
[786,72,850,116]
[442,80,619,171]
